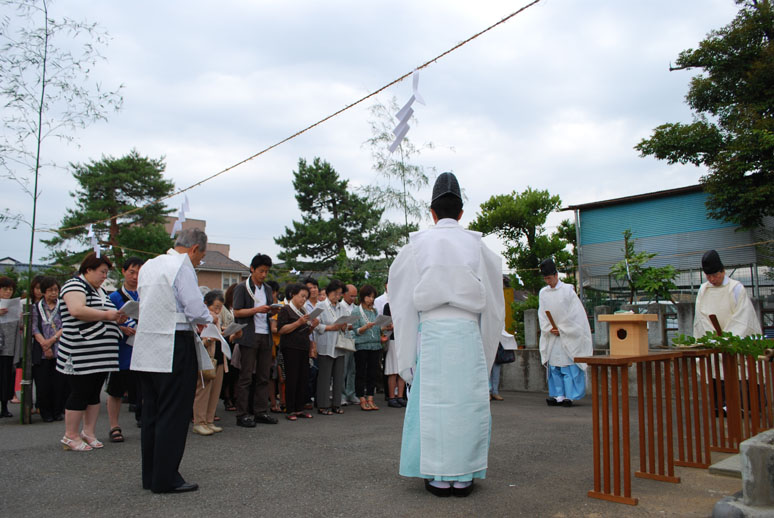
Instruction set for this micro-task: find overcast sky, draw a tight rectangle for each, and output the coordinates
[2,0,740,272]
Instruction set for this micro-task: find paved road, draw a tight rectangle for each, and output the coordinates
[0,391,740,517]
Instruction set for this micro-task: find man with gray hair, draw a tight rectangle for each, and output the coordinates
[131,228,213,494]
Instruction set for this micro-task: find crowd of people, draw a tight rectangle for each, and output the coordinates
[0,253,409,442]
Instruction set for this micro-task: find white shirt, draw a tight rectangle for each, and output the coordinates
[374,293,388,315]
[249,281,269,334]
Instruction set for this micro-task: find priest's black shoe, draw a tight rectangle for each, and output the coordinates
[424,480,451,497]
[152,482,199,494]
[452,481,475,497]
[172,482,198,493]
[546,397,558,406]
[561,399,574,407]
[236,415,256,428]
[254,413,278,424]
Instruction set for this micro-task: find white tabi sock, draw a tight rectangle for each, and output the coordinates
[429,480,451,489]
[554,396,565,402]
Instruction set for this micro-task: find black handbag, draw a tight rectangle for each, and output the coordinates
[495,344,515,364]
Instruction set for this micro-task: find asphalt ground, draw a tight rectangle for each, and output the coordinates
[0,391,741,518]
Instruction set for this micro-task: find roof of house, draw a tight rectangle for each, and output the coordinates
[195,250,249,274]
[563,185,703,211]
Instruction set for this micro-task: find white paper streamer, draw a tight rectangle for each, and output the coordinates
[389,71,425,153]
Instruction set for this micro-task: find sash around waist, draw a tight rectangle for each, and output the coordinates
[419,306,477,323]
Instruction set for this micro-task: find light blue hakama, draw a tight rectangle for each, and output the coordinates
[399,318,490,481]
[547,364,586,401]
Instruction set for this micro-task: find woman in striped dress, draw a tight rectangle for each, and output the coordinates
[57,253,126,451]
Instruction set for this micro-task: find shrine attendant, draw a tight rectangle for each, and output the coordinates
[537,258,592,407]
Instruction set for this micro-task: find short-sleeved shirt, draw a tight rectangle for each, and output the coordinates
[277,304,312,352]
[31,300,62,362]
[56,276,121,375]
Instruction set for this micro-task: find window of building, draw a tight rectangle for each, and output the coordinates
[222,272,241,290]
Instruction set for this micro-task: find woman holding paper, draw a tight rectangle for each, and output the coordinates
[57,253,126,451]
[277,283,319,420]
[352,285,387,411]
[0,276,23,418]
[192,290,228,436]
[313,280,348,415]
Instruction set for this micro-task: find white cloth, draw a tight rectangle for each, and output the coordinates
[538,280,593,370]
[389,218,504,384]
[693,277,761,337]
[374,293,389,316]
[247,280,269,334]
[340,300,354,315]
[131,249,212,373]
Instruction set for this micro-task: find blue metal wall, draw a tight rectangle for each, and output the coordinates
[578,191,757,277]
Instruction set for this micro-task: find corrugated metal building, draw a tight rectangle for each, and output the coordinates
[565,185,773,310]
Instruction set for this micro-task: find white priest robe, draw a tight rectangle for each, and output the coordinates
[131,249,212,373]
[391,218,504,480]
[538,280,593,369]
[693,277,761,338]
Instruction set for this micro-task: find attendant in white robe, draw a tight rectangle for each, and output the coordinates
[538,258,592,408]
[392,172,504,498]
[131,228,212,494]
[693,250,761,338]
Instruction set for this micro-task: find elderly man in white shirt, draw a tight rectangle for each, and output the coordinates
[339,284,360,405]
[131,228,213,494]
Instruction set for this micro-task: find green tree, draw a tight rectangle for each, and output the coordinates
[469,187,572,294]
[274,157,396,272]
[635,0,774,228]
[362,97,433,242]
[43,150,175,274]
[610,229,678,304]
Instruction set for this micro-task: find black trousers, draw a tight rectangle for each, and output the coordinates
[282,347,309,413]
[236,334,272,417]
[138,331,197,493]
[0,356,15,406]
[33,359,67,418]
[355,349,381,398]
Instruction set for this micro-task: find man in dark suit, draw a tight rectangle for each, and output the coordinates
[232,254,279,427]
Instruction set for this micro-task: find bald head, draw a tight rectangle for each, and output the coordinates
[343,284,357,305]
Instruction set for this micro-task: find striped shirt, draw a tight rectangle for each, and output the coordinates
[56,276,121,375]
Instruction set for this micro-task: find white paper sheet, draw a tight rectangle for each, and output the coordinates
[120,300,139,319]
[222,322,246,337]
[374,315,392,327]
[307,307,324,320]
[0,298,23,323]
[500,330,519,350]
[201,323,232,360]
[334,315,360,325]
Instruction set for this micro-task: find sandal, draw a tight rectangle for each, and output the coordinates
[270,406,282,413]
[367,397,380,411]
[359,397,372,411]
[286,413,298,421]
[332,406,344,414]
[318,407,333,416]
[214,415,221,422]
[297,412,313,419]
[225,403,237,412]
[61,435,92,451]
[109,426,124,443]
[81,432,104,449]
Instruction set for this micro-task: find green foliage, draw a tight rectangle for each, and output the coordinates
[469,187,572,293]
[635,0,774,228]
[673,331,774,358]
[510,292,539,345]
[610,229,678,304]
[43,150,175,274]
[275,157,399,272]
